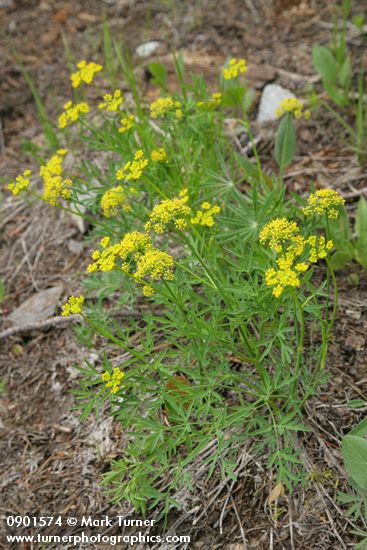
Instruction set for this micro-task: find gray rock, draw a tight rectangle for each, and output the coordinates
[257,83,295,124]
[7,286,63,326]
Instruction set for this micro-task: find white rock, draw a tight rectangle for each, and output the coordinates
[257,84,295,124]
[136,41,161,58]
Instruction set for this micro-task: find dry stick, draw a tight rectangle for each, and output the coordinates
[342,186,367,199]
[230,492,248,549]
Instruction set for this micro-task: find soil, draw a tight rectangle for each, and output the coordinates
[1,1,367,549]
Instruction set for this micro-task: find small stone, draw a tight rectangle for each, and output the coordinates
[136,41,161,58]
[257,83,295,124]
[345,334,365,351]
[7,286,63,326]
[68,239,84,254]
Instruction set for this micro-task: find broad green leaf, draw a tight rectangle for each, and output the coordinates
[348,400,367,409]
[355,197,367,240]
[323,80,346,107]
[312,45,338,85]
[330,248,354,270]
[338,56,352,88]
[350,418,367,438]
[148,62,168,90]
[355,197,367,268]
[274,113,296,171]
[342,434,367,491]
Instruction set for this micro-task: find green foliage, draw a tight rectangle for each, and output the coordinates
[10,48,341,518]
[329,197,367,270]
[274,113,296,174]
[338,417,367,545]
[311,1,367,166]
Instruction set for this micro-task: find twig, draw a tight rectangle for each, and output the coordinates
[342,186,367,199]
[0,315,81,340]
[230,492,248,549]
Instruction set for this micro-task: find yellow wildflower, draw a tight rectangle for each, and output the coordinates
[70,60,102,88]
[259,218,300,252]
[116,150,149,182]
[191,202,221,227]
[303,189,345,219]
[61,295,85,316]
[307,235,333,263]
[145,189,192,234]
[86,231,175,294]
[100,186,131,217]
[119,115,135,133]
[58,101,90,129]
[8,169,31,196]
[87,232,152,273]
[150,97,182,119]
[222,58,247,80]
[275,97,310,120]
[151,148,167,162]
[135,248,174,281]
[98,90,123,111]
[101,367,125,394]
[197,92,222,110]
[40,150,72,205]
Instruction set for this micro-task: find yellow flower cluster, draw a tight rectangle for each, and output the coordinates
[61,295,85,316]
[119,115,134,133]
[40,149,72,205]
[70,60,103,88]
[191,202,221,227]
[58,101,90,129]
[116,150,149,182]
[101,367,125,394]
[98,90,123,111]
[302,189,345,219]
[306,235,334,262]
[259,217,300,252]
[275,97,310,120]
[197,92,222,110]
[100,186,131,217]
[260,218,333,298]
[145,189,192,234]
[222,58,247,80]
[87,232,174,295]
[150,97,182,119]
[8,169,31,196]
[151,148,167,162]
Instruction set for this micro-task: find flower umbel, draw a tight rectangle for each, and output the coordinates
[191,202,221,227]
[100,186,131,217]
[303,189,345,219]
[151,148,167,162]
[119,115,135,133]
[259,218,300,252]
[222,58,247,80]
[40,149,72,206]
[275,97,310,120]
[61,295,85,316]
[145,189,192,234]
[98,90,124,111]
[58,101,90,129]
[8,170,31,196]
[116,150,149,182]
[150,97,182,119]
[70,60,102,88]
[101,367,125,394]
[87,232,175,294]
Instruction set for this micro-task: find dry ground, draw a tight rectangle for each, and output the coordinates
[1,1,367,548]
